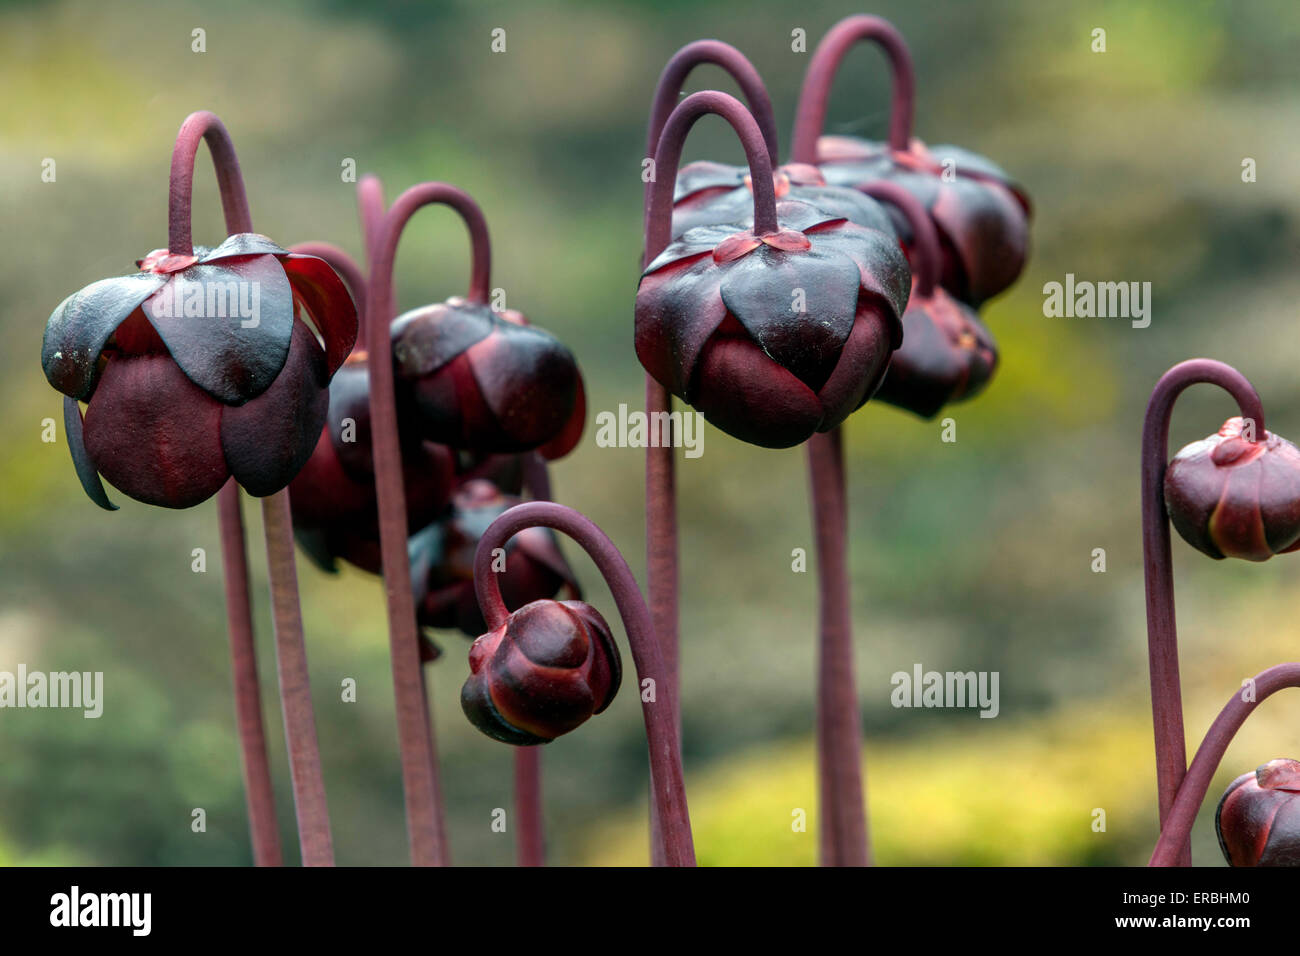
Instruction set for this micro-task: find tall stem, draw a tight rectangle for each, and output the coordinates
[1149,663,1300,866]
[1141,358,1265,867]
[790,14,915,163]
[474,502,695,866]
[367,182,495,865]
[262,492,335,865]
[642,90,779,863]
[807,429,869,866]
[168,110,282,866]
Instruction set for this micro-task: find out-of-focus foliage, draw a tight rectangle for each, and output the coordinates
[3,0,1300,866]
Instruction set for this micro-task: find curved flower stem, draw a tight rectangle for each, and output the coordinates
[790,14,915,163]
[367,182,496,866]
[168,110,285,866]
[1149,663,1300,866]
[861,181,940,297]
[288,242,367,345]
[358,175,387,271]
[473,501,696,866]
[1141,358,1265,867]
[643,40,780,222]
[642,89,777,863]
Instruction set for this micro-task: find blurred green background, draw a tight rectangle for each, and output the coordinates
[3,0,1300,866]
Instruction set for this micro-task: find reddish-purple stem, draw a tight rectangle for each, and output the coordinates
[642,89,778,863]
[1141,358,1265,867]
[168,110,284,866]
[861,181,940,297]
[473,501,696,866]
[643,40,780,222]
[790,14,915,163]
[1149,663,1300,866]
[367,183,497,866]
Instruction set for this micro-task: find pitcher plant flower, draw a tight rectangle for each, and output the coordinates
[1215,758,1300,867]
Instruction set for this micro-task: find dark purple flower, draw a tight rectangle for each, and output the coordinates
[42,233,357,509]
[289,356,456,575]
[391,298,585,459]
[1164,417,1300,561]
[1216,758,1300,866]
[636,198,909,448]
[409,479,580,653]
[816,136,1030,307]
[460,599,621,745]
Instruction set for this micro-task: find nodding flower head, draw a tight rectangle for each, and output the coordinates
[391,297,585,459]
[1216,758,1300,867]
[1164,417,1300,561]
[636,198,909,449]
[289,356,456,575]
[460,598,621,745]
[42,233,357,509]
[817,136,1030,307]
[409,479,580,651]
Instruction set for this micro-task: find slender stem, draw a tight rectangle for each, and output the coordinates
[358,174,387,266]
[643,40,779,222]
[1141,358,1265,867]
[216,481,283,866]
[367,183,496,866]
[168,110,282,866]
[1149,663,1300,866]
[473,501,695,866]
[287,242,366,345]
[261,492,335,865]
[646,91,778,254]
[790,14,916,163]
[861,181,940,297]
[807,428,870,866]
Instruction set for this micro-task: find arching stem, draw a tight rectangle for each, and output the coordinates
[1141,358,1265,867]
[862,181,940,297]
[1149,663,1300,866]
[790,14,916,163]
[473,502,696,867]
[167,110,286,866]
[367,182,497,865]
[642,89,778,863]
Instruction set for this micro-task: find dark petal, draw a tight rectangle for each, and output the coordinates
[1259,796,1300,866]
[1164,437,1227,559]
[788,185,895,235]
[82,354,229,509]
[674,160,745,202]
[510,526,580,596]
[644,223,747,275]
[391,301,494,378]
[325,363,379,478]
[812,221,911,331]
[928,143,1032,212]
[406,353,488,448]
[282,254,358,378]
[62,396,116,510]
[1253,437,1300,554]
[690,324,824,448]
[221,318,330,497]
[510,600,587,668]
[143,254,294,404]
[288,426,378,527]
[671,187,759,239]
[773,198,848,234]
[718,243,862,392]
[466,323,581,450]
[562,600,620,713]
[492,631,596,740]
[814,304,896,429]
[538,373,586,461]
[42,273,168,399]
[930,177,1029,306]
[199,232,290,260]
[1214,461,1271,560]
[635,255,728,397]
[460,668,548,746]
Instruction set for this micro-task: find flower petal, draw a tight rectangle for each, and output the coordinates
[143,254,294,404]
[42,273,168,399]
[391,301,493,377]
[635,255,727,396]
[282,253,359,377]
[62,396,117,510]
[465,322,582,450]
[199,232,290,260]
[220,318,329,496]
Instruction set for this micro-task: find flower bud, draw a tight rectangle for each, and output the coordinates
[1164,417,1300,560]
[460,599,621,745]
[1215,758,1300,866]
